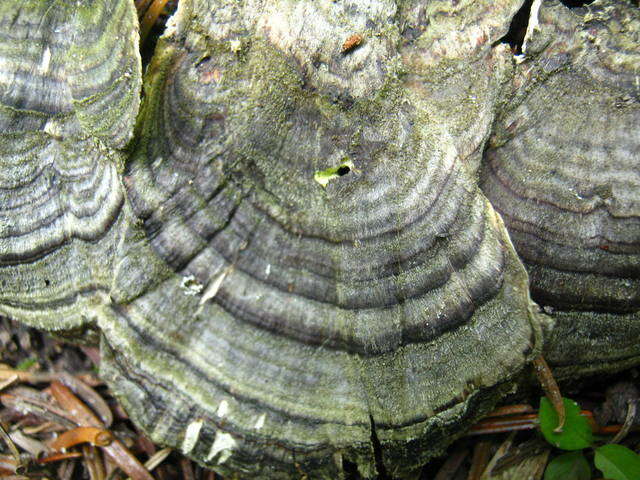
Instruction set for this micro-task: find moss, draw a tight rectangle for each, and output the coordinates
[15,357,37,371]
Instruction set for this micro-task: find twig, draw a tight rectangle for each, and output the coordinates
[481,432,515,478]
[533,355,565,432]
[83,444,106,480]
[609,401,637,445]
[139,0,171,43]
[468,441,491,480]
[0,423,21,467]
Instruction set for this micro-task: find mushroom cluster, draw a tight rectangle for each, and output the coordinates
[0,0,638,478]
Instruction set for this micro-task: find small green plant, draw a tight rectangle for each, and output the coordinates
[544,452,591,480]
[540,396,640,480]
[540,397,594,451]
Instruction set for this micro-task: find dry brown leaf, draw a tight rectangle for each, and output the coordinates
[1,386,77,429]
[50,427,113,450]
[9,430,46,458]
[50,382,154,480]
[38,451,84,464]
[58,374,113,428]
[83,444,106,480]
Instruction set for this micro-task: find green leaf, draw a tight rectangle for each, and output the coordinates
[595,444,640,480]
[544,452,591,480]
[539,397,594,450]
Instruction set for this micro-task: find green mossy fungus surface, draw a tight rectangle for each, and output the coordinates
[105,1,542,478]
[1,0,639,479]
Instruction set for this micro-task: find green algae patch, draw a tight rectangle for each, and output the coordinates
[314,160,355,187]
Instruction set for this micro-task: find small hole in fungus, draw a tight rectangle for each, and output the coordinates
[313,160,354,187]
[195,55,211,69]
[44,279,50,286]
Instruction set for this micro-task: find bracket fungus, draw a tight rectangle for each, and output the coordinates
[0,0,638,479]
[480,0,640,379]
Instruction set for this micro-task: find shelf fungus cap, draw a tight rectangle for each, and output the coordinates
[102,0,542,478]
[0,0,141,332]
[1,0,547,478]
[480,0,640,378]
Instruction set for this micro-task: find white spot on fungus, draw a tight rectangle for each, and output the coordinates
[216,400,229,418]
[200,267,232,305]
[40,47,51,73]
[182,418,204,454]
[254,413,266,430]
[230,39,242,53]
[181,275,203,296]
[522,0,543,55]
[207,431,236,464]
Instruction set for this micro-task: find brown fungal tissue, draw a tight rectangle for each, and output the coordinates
[0,0,638,479]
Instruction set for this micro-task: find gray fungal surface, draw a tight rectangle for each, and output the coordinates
[480,0,640,379]
[0,0,638,478]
